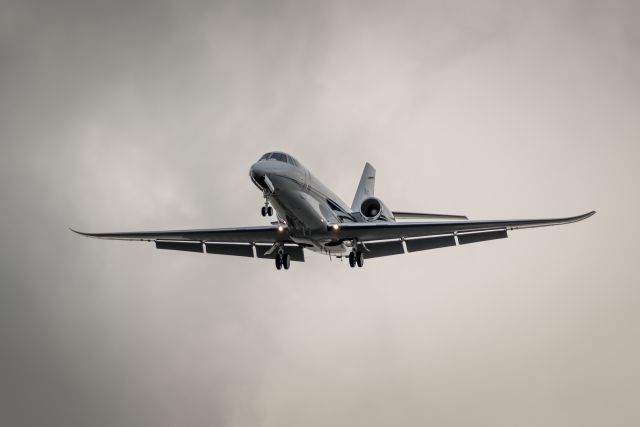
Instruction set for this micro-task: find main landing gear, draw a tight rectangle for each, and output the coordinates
[261,205,273,217]
[348,251,364,268]
[275,252,291,270]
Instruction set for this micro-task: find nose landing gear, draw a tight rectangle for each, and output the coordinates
[261,204,273,217]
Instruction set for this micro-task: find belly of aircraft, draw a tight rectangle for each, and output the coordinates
[270,189,350,256]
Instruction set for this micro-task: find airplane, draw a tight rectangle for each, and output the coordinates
[72,151,595,270]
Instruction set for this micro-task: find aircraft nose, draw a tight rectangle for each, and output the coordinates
[250,162,266,179]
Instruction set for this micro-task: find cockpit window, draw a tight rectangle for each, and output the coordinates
[259,152,298,165]
[270,152,287,162]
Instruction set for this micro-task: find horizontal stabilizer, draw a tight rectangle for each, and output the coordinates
[393,211,468,220]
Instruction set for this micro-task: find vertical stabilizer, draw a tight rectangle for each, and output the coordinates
[351,162,376,211]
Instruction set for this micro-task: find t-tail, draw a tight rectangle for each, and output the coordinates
[350,162,467,222]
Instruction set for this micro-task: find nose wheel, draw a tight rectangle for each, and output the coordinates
[275,252,291,270]
[261,204,274,217]
[348,251,364,268]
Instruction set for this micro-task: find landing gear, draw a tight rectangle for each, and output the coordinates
[348,251,356,268]
[261,204,274,217]
[275,252,291,270]
[348,251,364,268]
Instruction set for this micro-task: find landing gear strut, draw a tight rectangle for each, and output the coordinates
[275,252,291,270]
[348,251,364,268]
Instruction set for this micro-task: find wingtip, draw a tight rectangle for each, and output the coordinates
[574,211,596,222]
[69,228,91,237]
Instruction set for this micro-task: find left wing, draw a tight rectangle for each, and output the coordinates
[70,225,286,243]
[70,225,305,261]
[331,211,595,258]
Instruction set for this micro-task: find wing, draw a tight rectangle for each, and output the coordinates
[331,211,595,258]
[70,225,286,243]
[70,225,305,261]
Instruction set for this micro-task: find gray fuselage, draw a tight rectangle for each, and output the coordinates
[250,154,364,256]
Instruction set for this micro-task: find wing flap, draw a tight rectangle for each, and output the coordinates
[405,235,457,252]
[255,244,305,262]
[205,243,255,257]
[363,240,405,258]
[457,229,508,245]
[156,240,204,253]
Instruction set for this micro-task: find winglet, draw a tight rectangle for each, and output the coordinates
[70,228,97,238]
[573,210,596,222]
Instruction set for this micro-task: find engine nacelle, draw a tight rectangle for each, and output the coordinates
[360,197,394,221]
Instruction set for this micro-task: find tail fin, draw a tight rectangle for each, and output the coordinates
[351,162,376,211]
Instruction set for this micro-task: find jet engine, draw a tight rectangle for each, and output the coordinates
[359,197,394,221]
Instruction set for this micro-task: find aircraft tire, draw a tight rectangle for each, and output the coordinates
[283,253,291,270]
[348,252,356,268]
[267,206,273,216]
[275,253,282,270]
[261,206,267,217]
[356,251,364,268]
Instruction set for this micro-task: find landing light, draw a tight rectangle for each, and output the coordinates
[278,225,284,232]
[332,224,340,230]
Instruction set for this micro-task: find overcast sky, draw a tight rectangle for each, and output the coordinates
[1,0,639,426]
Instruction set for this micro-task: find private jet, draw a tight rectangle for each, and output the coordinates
[72,151,594,270]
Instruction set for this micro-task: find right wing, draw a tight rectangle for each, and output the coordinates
[70,225,305,261]
[331,211,595,258]
[333,211,595,242]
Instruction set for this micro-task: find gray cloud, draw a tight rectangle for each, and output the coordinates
[1,0,639,426]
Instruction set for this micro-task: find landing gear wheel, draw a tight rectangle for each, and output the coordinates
[356,251,364,268]
[261,206,267,217]
[267,206,273,216]
[348,252,356,268]
[275,253,282,270]
[282,253,291,270]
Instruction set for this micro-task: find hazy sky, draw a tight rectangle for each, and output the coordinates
[1,0,639,426]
